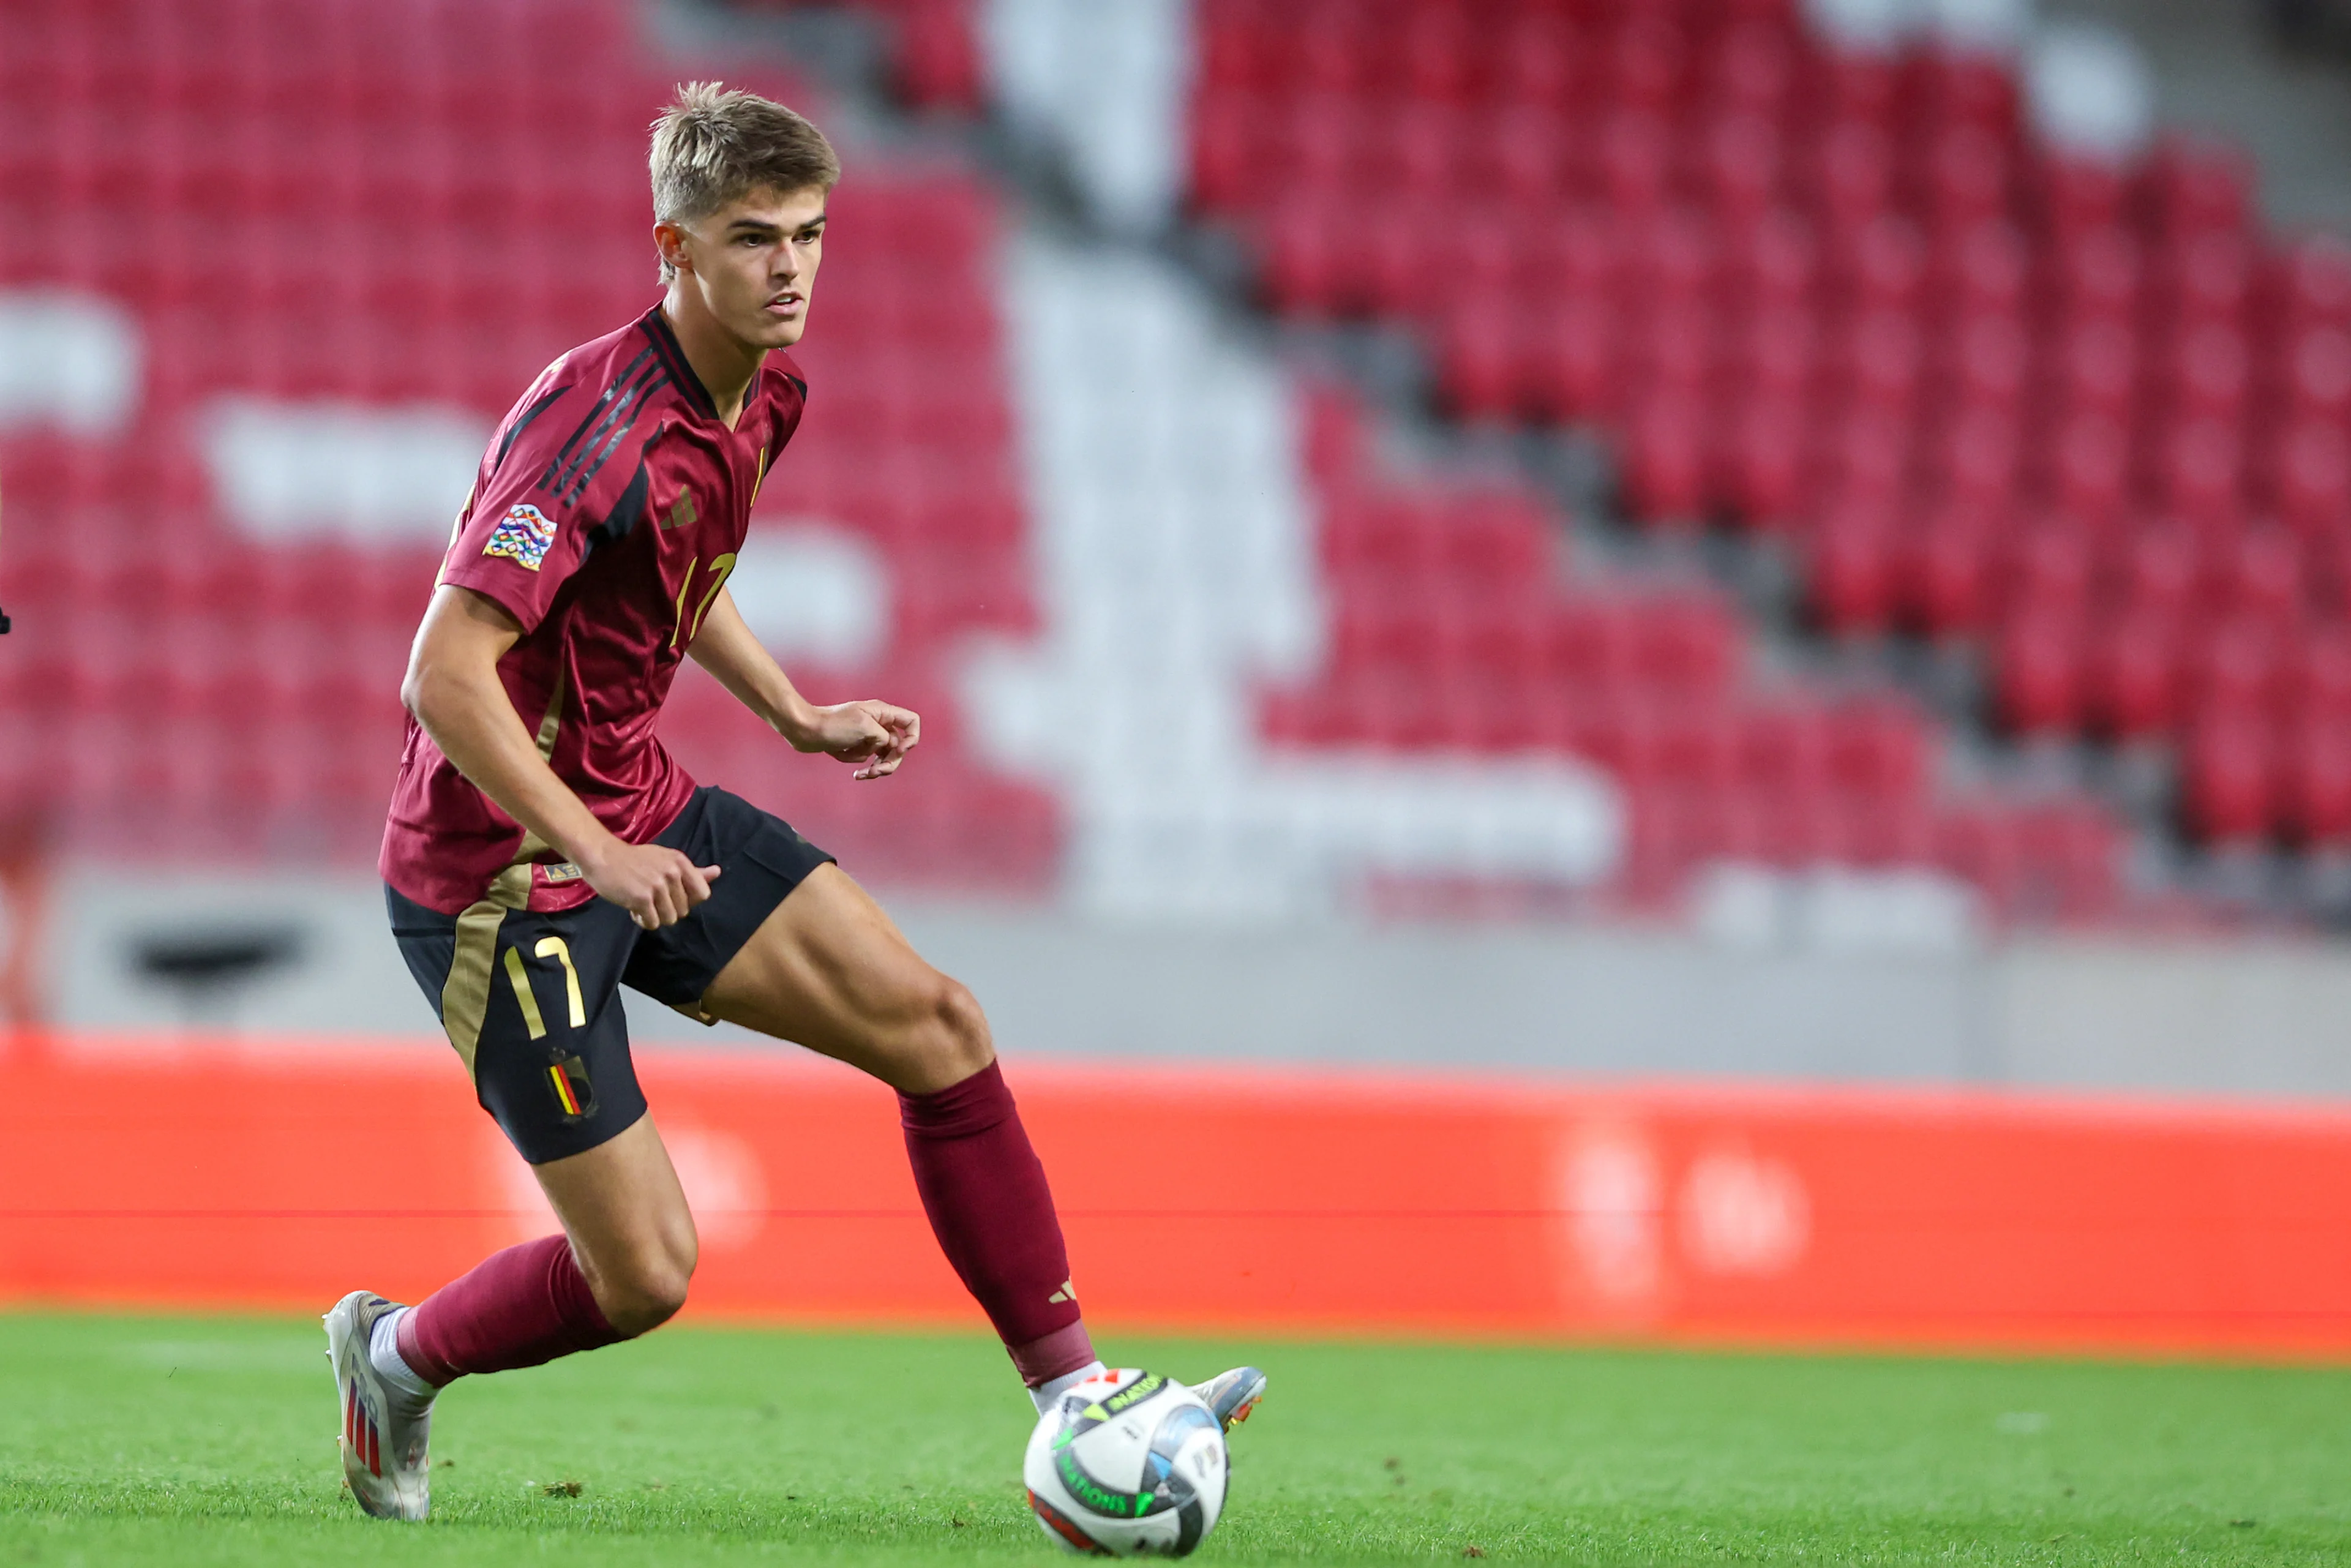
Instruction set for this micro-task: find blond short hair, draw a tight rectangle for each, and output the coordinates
[650,82,840,283]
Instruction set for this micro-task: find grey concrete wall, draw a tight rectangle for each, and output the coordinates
[29,867,2351,1098]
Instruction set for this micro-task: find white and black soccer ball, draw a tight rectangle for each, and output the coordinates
[1023,1368,1229,1556]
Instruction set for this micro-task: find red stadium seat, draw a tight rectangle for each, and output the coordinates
[2117,523,2203,621]
[1717,399,1809,529]
[1727,206,1820,314]
[1618,391,1711,523]
[2183,713,2277,843]
[2280,327,2351,426]
[1908,501,2000,636]
[1470,104,1571,208]
[1820,51,1899,129]
[2053,226,2142,323]
[1400,5,1476,104]
[2154,415,2248,536]
[1733,306,1820,403]
[1922,124,2011,235]
[1941,219,2032,316]
[2163,323,2251,425]
[2088,609,2183,740]
[1709,20,1796,121]
[1736,704,1833,803]
[1843,214,1928,313]
[1382,102,1472,205]
[1931,803,2020,918]
[2003,523,2095,622]
[1608,12,1689,119]
[2045,412,2132,531]
[1824,697,1929,798]
[2210,527,2306,623]
[2274,235,2351,337]
[2289,625,2351,727]
[1492,12,1577,106]
[1624,298,1719,403]
[1996,610,2087,737]
[1594,110,1673,217]
[1194,4,1277,95]
[2037,154,2129,241]
[1815,404,1910,508]
[1932,402,2025,512]
[1837,790,1938,869]
[1949,312,2030,416]
[2148,137,2255,242]
[1436,299,1520,420]
[2284,720,2351,845]
[2049,317,2137,422]
[1259,197,1344,314]
[1188,88,1259,212]
[1652,700,1742,796]
[1699,111,1783,222]
[1624,206,1723,311]
[2158,230,2254,330]
[1809,499,1899,636]
[2276,421,2351,542]
[1813,119,1895,236]
[2188,618,2288,729]
[1834,309,1924,413]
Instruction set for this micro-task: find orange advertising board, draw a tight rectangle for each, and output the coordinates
[4,1031,2349,1356]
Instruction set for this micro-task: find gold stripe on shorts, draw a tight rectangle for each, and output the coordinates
[439,861,534,1078]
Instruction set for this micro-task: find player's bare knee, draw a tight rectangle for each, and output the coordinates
[918,975,994,1087]
[599,1253,693,1336]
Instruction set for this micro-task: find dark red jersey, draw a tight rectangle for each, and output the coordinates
[380,305,807,915]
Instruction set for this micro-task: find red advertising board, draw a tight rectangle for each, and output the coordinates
[4,1031,2348,1355]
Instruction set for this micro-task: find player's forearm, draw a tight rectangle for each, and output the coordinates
[686,593,823,746]
[407,664,619,870]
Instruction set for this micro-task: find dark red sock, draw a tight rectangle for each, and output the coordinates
[394,1233,624,1387]
[900,1060,1094,1386]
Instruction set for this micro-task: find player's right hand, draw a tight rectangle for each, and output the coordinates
[581,841,722,929]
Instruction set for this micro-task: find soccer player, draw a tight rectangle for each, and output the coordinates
[325,84,1262,1521]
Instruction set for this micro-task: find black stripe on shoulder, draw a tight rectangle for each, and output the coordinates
[557,364,669,506]
[545,359,665,503]
[584,461,651,558]
[493,383,570,471]
[640,307,717,419]
[540,345,660,482]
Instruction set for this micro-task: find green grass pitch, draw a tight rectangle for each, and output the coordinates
[1,1312,2345,1565]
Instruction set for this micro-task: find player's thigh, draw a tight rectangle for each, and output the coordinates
[390,886,651,1163]
[530,1113,697,1318]
[698,861,991,1093]
[389,885,688,1296]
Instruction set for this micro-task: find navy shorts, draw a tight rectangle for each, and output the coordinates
[387,787,834,1164]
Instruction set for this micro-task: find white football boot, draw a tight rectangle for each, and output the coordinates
[324,1290,433,1520]
[1191,1366,1267,1433]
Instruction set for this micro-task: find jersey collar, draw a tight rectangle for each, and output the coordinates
[639,304,724,422]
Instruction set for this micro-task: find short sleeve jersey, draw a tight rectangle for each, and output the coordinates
[380,305,807,916]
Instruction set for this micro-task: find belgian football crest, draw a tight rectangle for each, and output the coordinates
[546,1055,596,1122]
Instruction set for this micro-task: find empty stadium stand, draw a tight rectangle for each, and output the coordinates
[1172,0,2351,890]
[0,0,1056,890]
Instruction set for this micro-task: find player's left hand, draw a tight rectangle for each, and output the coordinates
[798,699,920,779]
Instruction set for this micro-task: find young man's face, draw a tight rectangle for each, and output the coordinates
[660,184,827,350]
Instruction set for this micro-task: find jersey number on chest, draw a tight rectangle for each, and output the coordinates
[670,552,738,651]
